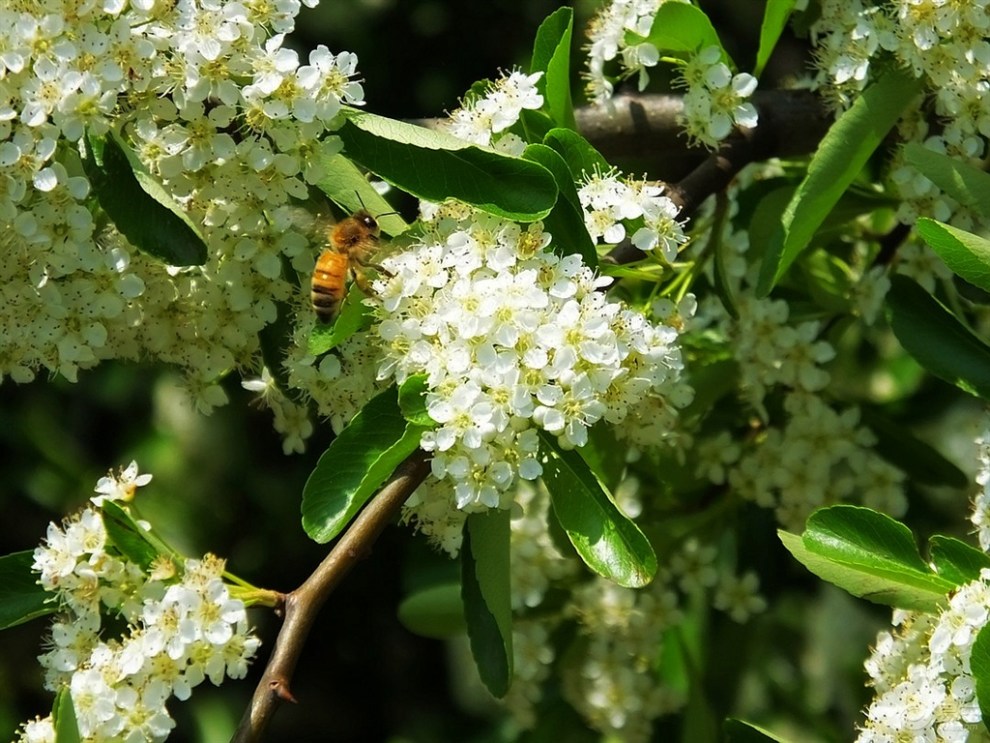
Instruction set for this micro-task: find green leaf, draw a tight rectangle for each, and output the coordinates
[337,111,557,222]
[724,718,792,742]
[539,431,657,587]
[53,687,82,743]
[315,151,409,237]
[974,625,990,734]
[0,551,53,630]
[83,130,208,266]
[302,386,425,543]
[633,3,726,62]
[398,582,466,639]
[543,128,611,181]
[929,536,990,586]
[461,510,513,697]
[903,143,990,222]
[101,500,174,570]
[530,7,576,130]
[779,505,954,611]
[754,0,796,77]
[916,218,990,293]
[886,274,990,400]
[758,68,923,294]
[860,407,968,489]
[522,144,596,267]
[398,374,433,427]
[307,284,373,356]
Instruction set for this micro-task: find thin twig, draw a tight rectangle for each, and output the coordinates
[231,449,432,743]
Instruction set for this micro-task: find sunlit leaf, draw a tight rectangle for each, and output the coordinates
[302,386,426,543]
[780,505,954,611]
[540,431,656,587]
[338,111,556,221]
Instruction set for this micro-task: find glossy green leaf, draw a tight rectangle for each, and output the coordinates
[724,718,792,742]
[860,407,968,488]
[398,582,466,639]
[929,536,990,586]
[530,7,576,130]
[779,505,954,611]
[540,431,657,587]
[83,130,208,266]
[633,3,725,61]
[337,111,556,222]
[754,0,796,77]
[462,510,513,697]
[0,551,53,630]
[102,500,175,570]
[315,151,409,237]
[398,374,433,427]
[302,386,426,543]
[973,624,990,732]
[543,128,610,181]
[904,143,990,222]
[522,144,596,266]
[53,688,82,743]
[886,274,990,400]
[758,68,923,294]
[307,284,373,356]
[916,218,990,293]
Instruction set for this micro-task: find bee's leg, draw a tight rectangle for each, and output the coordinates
[352,267,373,293]
[355,256,394,277]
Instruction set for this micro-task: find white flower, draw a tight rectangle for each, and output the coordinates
[93,461,152,505]
[374,202,686,514]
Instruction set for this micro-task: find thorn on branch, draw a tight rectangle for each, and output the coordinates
[269,678,298,704]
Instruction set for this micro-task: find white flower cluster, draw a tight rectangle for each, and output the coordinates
[372,201,686,512]
[857,585,989,741]
[583,0,665,103]
[15,464,260,743]
[725,391,906,531]
[498,482,577,726]
[677,46,759,149]
[808,0,990,228]
[562,577,685,742]
[0,0,362,412]
[971,426,990,552]
[577,170,687,262]
[441,69,544,155]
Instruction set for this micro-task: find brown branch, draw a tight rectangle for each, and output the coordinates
[231,449,432,743]
[601,90,833,266]
[575,89,831,181]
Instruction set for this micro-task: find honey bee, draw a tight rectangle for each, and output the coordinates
[311,208,393,323]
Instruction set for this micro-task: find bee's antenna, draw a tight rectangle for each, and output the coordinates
[355,189,400,220]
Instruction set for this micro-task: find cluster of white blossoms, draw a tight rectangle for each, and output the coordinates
[523,553,765,740]
[440,69,544,155]
[857,428,990,741]
[0,0,363,412]
[971,427,990,552]
[14,463,259,743]
[583,0,664,103]
[725,391,906,531]
[372,200,686,512]
[577,170,687,262]
[676,46,759,150]
[583,3,760,148]
[489,483,767,740]
[808,0,990,229]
